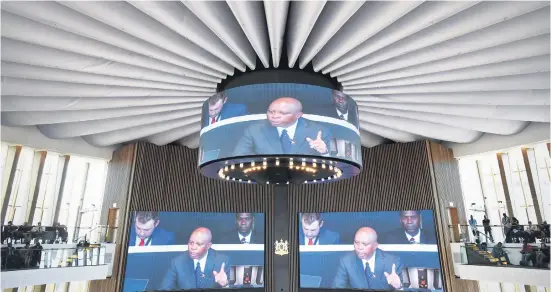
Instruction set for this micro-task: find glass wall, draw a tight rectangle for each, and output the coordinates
[459,141,551,232]
[1,141,109,243]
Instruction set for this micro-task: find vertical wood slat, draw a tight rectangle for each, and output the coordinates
[521,148,543,223]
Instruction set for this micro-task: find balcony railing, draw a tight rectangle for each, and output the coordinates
[447,223,550,244]
[1,246,106,272]
[2,225,118,245]
[460,242,550,269]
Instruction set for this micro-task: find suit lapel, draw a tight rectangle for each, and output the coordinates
[182,254,196,288]
[354,256,368,288]
[374,249,386,281]
[291,118,309,154]
[205,249,215,278]
[262,122,283,153]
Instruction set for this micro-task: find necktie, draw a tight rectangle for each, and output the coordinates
[211,117,216,124]
[195,262,202,288]
[308,238,313,245]
[241,237,247,244]
[280,129,292,154]
[139,238,145,246]
[364,262,373,287]
[409,237,416,244]
[339,114,345,120]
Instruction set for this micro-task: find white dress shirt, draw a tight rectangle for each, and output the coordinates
[239,232,252,244]
[135,236,152,246]
[405,230,421,244]
[304,236,319,245]
[276,120,299,140]
[361,250,377,273]
[336,108,349,121]
[193,251,209,273]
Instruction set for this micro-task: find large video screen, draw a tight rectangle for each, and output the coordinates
[199,83,362,166]
[299,210,443,291]
[123,211,265,291]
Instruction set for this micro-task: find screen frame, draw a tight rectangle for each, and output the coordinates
[296,209,447,292]
[120,210,267,292]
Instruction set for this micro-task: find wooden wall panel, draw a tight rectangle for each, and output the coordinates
[427,142,480,292]
[93,140,476,292]
[89,144,136,292]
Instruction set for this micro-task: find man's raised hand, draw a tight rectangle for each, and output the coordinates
[305,131,328,154]
[213,262,228,287]
[383,263,401,289]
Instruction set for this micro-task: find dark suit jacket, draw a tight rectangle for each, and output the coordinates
[128,227,175,246]
[332,249,403,290]
[319,104,359,129]
[160,249,231,290]
[217,229,264,244]
[203,102,248,127]
[298,228,340,245]
[232,118,332,156]
[381,228,437,244]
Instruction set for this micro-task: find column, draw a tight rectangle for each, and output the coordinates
[273,185,290,292]
[521,148,543,223]
[26,151,48,223]
[52,155,70,224]
[496,153,515,217]
[1,145,22,224]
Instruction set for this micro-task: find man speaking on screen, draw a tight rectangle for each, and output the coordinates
[332,227,403,290]
[160,227,230,290]
[232,97,331,156]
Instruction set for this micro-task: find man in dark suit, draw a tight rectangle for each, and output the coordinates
[232,97,331,156]
[319,90,359,128]
[299,213,339,245]
[332,227,403,290]
[381,210,436,244]
[203,92,247,127]
[218,213,264,244]
[160,227,230,290]
[128,211,175,246]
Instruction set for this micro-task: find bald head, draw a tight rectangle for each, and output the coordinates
[354,227,379,260]
[267,97,303,128]
[188,227,212,259]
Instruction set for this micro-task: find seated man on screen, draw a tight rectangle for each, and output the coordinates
[160,227,231,290]
[320,90,359,128]
[299,213,339,245]
[203,92,248,127]
[219,213,264,244]
[232,97,332,156]
[381,210,436,244]
[332,227,403,290]
[129,211,175,246]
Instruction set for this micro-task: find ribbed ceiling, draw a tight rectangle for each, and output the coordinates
[1,1,549,149]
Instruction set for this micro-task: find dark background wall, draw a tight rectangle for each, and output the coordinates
[90,141,478,292]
